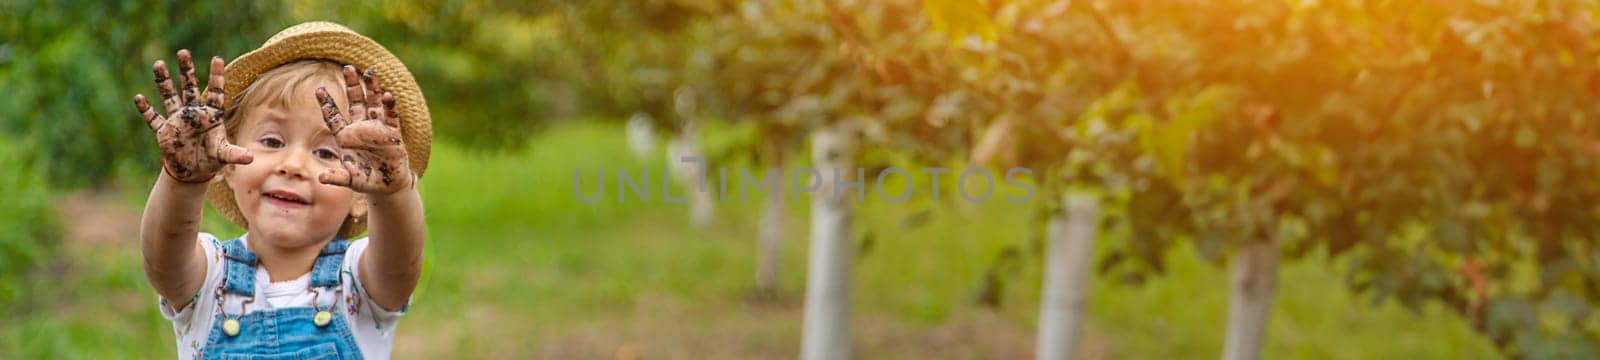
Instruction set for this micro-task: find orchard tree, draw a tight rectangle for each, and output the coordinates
[689,0,977,357]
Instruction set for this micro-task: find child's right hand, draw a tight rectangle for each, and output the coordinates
[133,49,253,183]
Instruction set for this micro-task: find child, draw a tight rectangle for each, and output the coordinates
[133,22,431,359]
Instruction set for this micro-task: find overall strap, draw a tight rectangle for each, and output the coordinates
[219,239,258,297]
[311,239,352,288]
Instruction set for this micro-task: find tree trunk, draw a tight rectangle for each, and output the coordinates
[801,127,856,360]
[626,112,656,160]
[756,140,787,295]
[1036,192,1100,360]
[1222,237,1280,360]
[667,126,715,229]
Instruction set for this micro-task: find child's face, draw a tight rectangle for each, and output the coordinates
[225,80,355,248]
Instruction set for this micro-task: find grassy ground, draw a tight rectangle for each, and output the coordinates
[2,122,1499,358]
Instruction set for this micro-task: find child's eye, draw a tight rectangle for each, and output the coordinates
[314,148,340,161]
[260,137,284,148]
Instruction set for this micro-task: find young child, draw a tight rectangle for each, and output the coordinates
[133,22,431,359]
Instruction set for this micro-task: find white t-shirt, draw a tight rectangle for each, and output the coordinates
[160,233,407,359]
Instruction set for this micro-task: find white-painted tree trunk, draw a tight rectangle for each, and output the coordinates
[1222,237,1279,360]
[1036,192,1101,360]
[626,113,657,160]
[756,144,787,295]
[801,127,856,360]
[667,127,715,229]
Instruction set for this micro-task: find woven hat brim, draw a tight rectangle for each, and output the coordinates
[209,22,432,239]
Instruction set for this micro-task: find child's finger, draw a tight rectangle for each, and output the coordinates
[380,92,400,128]
[214,134,255,165]
[342,65,368,122]
[153,60,181,113]
[362,69,382,121]
[319,167,354,188]
[336,122,402,149]
[316,87,349,134]
[133,95,163,132]
[205,56,226,109]
[177,50,200,106]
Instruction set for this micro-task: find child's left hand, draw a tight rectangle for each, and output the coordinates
[316,65,415,195]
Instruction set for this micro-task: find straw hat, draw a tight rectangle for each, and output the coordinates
[208,21,432,239]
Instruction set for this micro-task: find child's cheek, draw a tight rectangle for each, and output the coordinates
[315,183,356,220]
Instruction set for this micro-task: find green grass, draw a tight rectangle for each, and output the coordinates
[1,121,1497,358]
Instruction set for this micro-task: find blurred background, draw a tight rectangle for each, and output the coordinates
[4,0,1600,358]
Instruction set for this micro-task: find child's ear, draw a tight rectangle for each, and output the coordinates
[350,193,370,220]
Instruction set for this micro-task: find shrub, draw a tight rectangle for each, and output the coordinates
[0,135,60,308]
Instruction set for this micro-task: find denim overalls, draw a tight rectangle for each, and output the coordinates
[201,238,363,359]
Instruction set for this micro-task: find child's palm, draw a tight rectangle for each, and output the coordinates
[134,50,252,182]
[316,66,414,195]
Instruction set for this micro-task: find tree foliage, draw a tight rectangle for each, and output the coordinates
[0,0,291,186]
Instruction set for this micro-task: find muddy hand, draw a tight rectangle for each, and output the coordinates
[316,65,414,195]
[134,50,252,183]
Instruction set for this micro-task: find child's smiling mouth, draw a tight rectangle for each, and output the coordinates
[263,189,312,209]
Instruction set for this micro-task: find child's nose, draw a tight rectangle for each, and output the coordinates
[274,149,314,179]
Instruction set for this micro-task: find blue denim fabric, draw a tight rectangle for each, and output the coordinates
[311,240,350,288]
[221,240,260,296]
[202,307,362,359]
[204,238,361,360]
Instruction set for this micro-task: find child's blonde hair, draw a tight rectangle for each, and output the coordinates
[224,59,343,140]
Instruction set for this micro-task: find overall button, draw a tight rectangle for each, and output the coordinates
[314,310,333,327]
[222,319,241,336]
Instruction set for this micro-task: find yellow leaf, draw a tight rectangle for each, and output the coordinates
[922,0,998,44]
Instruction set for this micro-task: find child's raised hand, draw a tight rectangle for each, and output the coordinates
[133,50,253,183]
[316,65,415,195]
